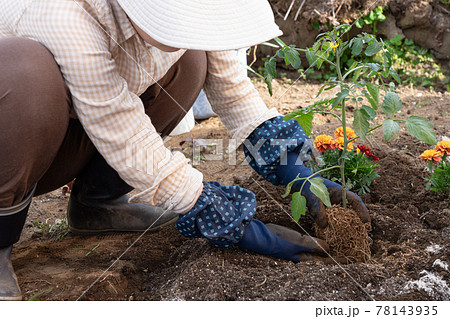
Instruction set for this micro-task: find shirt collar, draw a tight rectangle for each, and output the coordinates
[109,0,136,44]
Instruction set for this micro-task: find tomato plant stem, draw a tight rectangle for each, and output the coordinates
[336,43,348,209]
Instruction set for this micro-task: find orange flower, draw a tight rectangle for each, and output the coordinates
[420,149,442,163]
[334,127,357,140]
[314,135,335,152]
[333,137,353,151]
[435,141,450,156]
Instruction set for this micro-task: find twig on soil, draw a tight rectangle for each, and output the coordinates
[332,0,336,21]
[335,0,345,16]
[22,279,52,286]
[271,3,284,19]
[255,275,267,287]
[99,273,112,283]
[284,0,296,20]
[248,45,258,69]
[419,211,431,220]
[294,0,307,21]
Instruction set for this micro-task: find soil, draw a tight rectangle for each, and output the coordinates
[12,79,449,301]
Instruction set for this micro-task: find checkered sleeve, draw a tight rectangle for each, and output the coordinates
[15,1,203,214]
[203,50,281,148]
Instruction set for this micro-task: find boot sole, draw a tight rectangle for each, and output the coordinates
[0,295,22,301]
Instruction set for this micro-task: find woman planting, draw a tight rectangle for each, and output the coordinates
[0,0,368,300]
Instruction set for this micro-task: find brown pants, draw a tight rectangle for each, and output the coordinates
[0,38,207,208]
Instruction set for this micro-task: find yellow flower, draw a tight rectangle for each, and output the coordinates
[334,127,357,140]
[420,149,442,163]
[333,137,353,151]
[435,141,450,156]
[330,41,339,52]
[314,135,335,152]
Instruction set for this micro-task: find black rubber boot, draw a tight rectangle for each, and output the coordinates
[0,187,35,301]
[67,153,178,233]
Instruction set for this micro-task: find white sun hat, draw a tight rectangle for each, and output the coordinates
[117,0,283,51]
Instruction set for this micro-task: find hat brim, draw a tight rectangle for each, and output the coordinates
[117,0,283,51]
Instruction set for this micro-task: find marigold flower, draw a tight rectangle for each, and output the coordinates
[334,127,357,140]
[357,144,379,161]
[314,135,335,152]
[435,141,450,156]
[357,144,371,154]
[333,137,353,151]
[420,149,443,163]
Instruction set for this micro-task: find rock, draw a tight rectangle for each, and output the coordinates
[378,13,405,40]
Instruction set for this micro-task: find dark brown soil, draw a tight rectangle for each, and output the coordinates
[12,81,450,301]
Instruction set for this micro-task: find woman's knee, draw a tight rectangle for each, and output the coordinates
[0,38,71,206]
[177,50,207,92]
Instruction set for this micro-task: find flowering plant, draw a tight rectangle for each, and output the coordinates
[308,127,380,195]
[420,141,450,196]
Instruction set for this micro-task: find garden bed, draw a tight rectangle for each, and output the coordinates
[12,81,449,301]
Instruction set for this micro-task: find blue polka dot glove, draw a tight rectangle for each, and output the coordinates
[176,182,255,248]
[243,116,313,186]
[244,116,369,228]
[176,181,327,262]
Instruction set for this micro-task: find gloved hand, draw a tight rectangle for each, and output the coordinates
[276,152,370,228]
[237,219,329,263]
[176,181,329,263]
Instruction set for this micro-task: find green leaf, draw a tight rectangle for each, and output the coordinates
[365,42,382,56]
[282,109,303,121]
[405,116,437,145]
[368,63,381,72]
[282,174,301,198]
[366,82,379,110]
[382,119,401,142]
[316,79,333,98]
[315,51,326,69]
[355,19,363,29]
[382,92,402,116]
[291,192,307,221]
[351,38,364,55]
[283,47,301,69]
[264,58,277,79]
[332,89,349,108]
[389,68,401,83]
[305,49,317,67]
[276,50,285,59]
[309,177,331,207]
[361,104,377,120]
[353,109,370,140]
[293,113,314,136]
[263,57,277,96]
[352,67,362,82]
